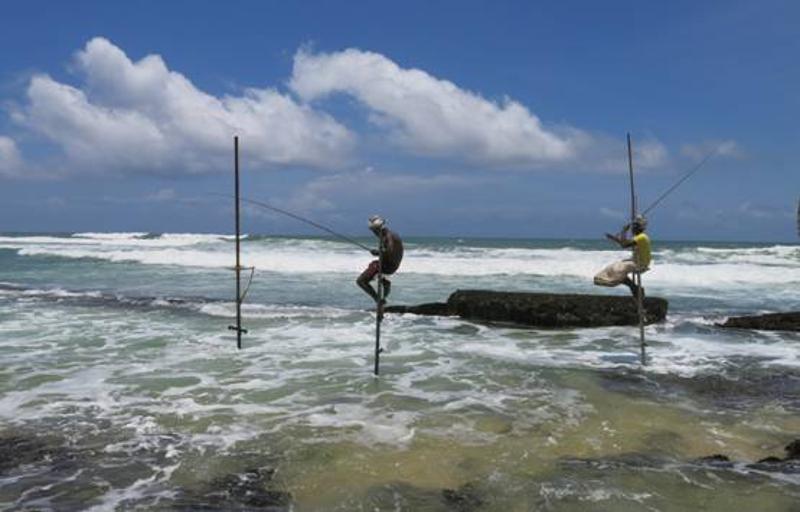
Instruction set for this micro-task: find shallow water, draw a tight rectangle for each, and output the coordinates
[0,233,798,510]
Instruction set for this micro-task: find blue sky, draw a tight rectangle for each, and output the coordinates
[0,0,797,241]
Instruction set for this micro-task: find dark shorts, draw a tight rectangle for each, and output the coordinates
[359,259,397,282]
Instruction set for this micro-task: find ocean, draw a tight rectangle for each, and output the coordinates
[0,232,798,510]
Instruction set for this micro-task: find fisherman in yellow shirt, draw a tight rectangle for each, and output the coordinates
[594,215,651,297]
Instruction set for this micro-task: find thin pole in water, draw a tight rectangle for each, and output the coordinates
[627,133,646,365]
[627,133,637,218]
[227,135,247,349]
[374,237,385,376]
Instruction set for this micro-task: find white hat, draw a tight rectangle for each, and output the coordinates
[632,214,648,229]
[368,215,385,230]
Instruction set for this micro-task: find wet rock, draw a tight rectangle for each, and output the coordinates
[0,434,48,473]
[696,454,731,464]
[442,482,484,511]
[447,290,667,327]
[606,370,800,412]
[363,481,487,511]
[700,440,800,474]
[561,452,666,471]
[388,289,668,327]
[0,432,82,475]
[0,431,105,511]
[563,448,800,483]
[172,466,291,511]
[694,454,736,470]
[718,311,800,332]
[785,439,800,459]
[747,459,800,474]
[385,302,453,316]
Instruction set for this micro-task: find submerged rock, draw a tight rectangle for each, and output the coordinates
[697,439,800,474]
[717,311,800,332]
[0,432,83,475]
[785,439,800,459]
[442,482,484,511]
[362,481,486,511]
[172,466,291,511]
[694,454,733,467]
[387,289,668,328]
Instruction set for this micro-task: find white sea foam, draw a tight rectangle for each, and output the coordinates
[2,235,798,292]
[72,232,151,240]
[1,233,798,507]
[303,403,418,447]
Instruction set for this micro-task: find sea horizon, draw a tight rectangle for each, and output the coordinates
[2,230,797,246]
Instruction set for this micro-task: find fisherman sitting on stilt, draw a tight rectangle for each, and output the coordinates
[357,215,404,304]
[594,215,651,297]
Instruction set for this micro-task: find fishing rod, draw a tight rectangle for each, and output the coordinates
[210,193,373,252]
[641,148,717,216]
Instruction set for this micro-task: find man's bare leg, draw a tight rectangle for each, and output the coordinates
[622,276,643,298]
[357,275,380,303]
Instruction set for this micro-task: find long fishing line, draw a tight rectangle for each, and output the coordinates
[210,193,372,252]
[642,148,717,216]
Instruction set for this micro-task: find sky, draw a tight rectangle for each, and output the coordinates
[0,0,797,241]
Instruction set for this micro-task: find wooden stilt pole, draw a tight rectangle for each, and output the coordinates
[627,133,647,365]
[228,136,247,349]
[374,237,385,376]
[635,272,646,364]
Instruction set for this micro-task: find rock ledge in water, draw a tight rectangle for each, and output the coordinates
[386,289,668,328]
[718,311,800,332]
[698,439,800,474]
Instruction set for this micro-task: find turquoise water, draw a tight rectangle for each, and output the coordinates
[0,233,798,510]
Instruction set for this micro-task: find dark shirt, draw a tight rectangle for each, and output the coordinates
[380,229,404,274]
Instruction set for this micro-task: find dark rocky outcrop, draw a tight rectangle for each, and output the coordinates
[694,454,733,467]
[386,289,668,328]
[0,433,84,475]
[717,311,800,332]
[362,481,487,511]
[385,302,453,316]
[696,439,800,474]
[171,466,291,511]
[598,369,800,413]
[785,439,800,459]
[441,482,484,511]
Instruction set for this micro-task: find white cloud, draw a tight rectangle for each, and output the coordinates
[290,48,583,167]
[3,39,730,180]
[599,207,625,220]
[586,136,669,173]
[738,201,778,220]
[681,139,743,160]
[45,196,66,208]
[278,167,486,214]
[636,139,669,168]
[145,188,176,202]
[12,37,355,175]
[0,136,22,176]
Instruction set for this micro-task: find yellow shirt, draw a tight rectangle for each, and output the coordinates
[633,233,652,268]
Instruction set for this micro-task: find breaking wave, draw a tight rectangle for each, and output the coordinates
[0,234,797,289]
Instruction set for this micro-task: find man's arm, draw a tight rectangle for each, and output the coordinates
[605,232,636,248]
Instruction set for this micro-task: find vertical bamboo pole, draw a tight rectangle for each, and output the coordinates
[374,236,385,376]
[627,134,646,365]
[234,136,243,350]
